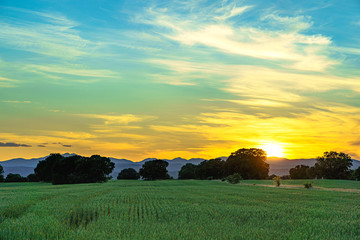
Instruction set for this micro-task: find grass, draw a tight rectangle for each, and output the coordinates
[242,179,360,189]
[0,180,359,239]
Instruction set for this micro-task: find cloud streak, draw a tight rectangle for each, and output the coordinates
[136,1,336,72]
[0,9,92,59]
[77,113,156,125]
[0,77,18,88]
[0,142,31,147]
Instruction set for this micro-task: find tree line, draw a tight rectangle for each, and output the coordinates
[0,149,359,184]
[289,151,360,180]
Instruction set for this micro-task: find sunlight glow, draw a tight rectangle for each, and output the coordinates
[260,143,284,158]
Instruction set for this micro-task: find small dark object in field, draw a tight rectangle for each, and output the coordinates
[304,183,312,189]
[221,178,226,182]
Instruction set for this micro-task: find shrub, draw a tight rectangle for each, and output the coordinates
[226,173,242,184]
[5,173,27,182]
[268,174,277,180]
[281,175,291,180]
[273,176,281,187]
[304,182,312,189]
[117,168,139,180]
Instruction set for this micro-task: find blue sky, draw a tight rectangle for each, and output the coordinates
[0,0,360,161]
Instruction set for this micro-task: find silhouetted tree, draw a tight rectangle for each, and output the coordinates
[117,168,140,180]
[352,167,360,181]
[224,148,269,179]
[197,158,225,180]
[84,155,115,182]
[34,153,62,182]
[289,165,311,179]
[315,151,352,179]
[305,166,318,179]
[27,173,39,182]
[178,163,199,179]
[35,154,114,184]
[139,159,170,180]
[0,164,4,182]
[5,173,26,182]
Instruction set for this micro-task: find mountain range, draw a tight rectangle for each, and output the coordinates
[1,153,359,179]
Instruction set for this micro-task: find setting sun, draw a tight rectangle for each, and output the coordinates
[260,143,284,158]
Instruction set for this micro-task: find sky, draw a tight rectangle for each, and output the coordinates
[0,0,360,161]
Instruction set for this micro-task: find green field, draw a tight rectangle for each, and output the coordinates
[0,180,359,240]
[242,179,360,189]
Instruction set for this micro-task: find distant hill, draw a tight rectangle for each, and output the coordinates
[0,153,359,178]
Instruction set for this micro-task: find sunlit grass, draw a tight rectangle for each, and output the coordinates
[0,180,359,239]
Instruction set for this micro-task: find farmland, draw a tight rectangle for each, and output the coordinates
[0,180,359,240]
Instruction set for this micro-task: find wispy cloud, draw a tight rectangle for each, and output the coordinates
[261,14,313,32]
[77,113,156,125]
[0,8,92,59]
[135,1,336,72]
[149,59,360,104]
[26,64,118,81]
[2,100,31,104]
[214,5,251,20]
[350,140,360,146]
[36,142,72,148]
[228,99,290,107]
[0,142,31,147]
[40,131,96,140]
[0,76,18,88]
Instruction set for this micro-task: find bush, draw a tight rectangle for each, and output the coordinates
[117,168,140,180]
[226,173,242,184]
[304,182,312,189]
[268,174,277,180]
[281,175,291,180]
[273,176,281,187]
[5,173,27,182]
